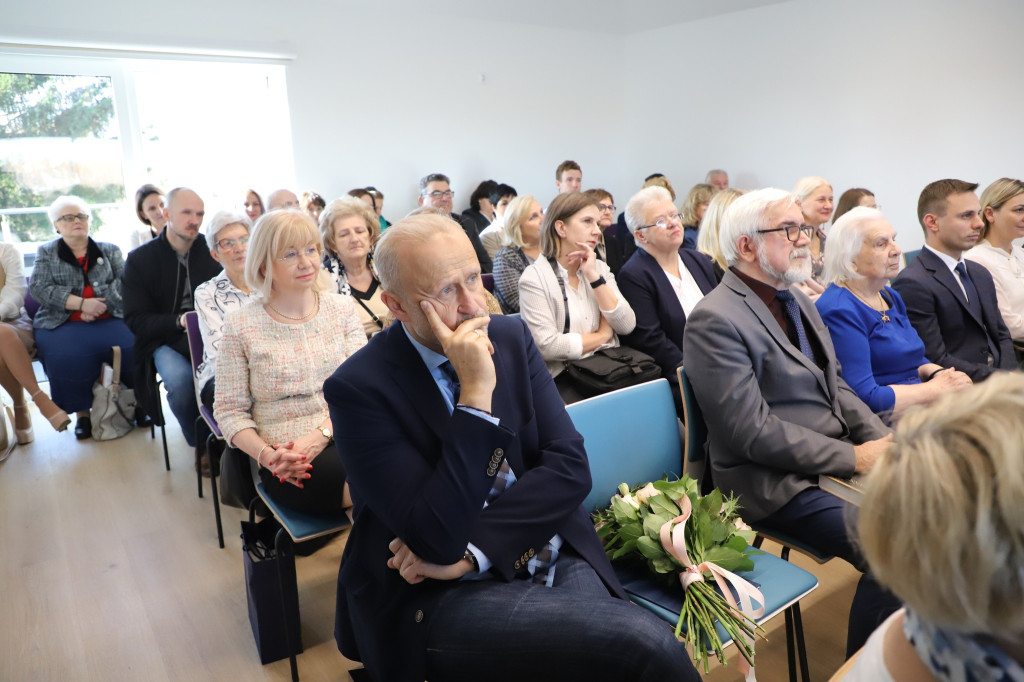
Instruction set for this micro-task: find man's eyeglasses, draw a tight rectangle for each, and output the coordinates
[598,203,616,213]
[756,224,815,242]
[217,236,249,251]
[637,213,683,230]
[421,190,455,199]
[56,213,89,224]
[277,246,320,264]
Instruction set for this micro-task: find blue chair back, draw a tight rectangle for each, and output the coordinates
[903,248,921,266]
[566,379,681,513]
[677,366,708,463]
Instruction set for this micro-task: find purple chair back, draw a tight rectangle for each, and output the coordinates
[482,272,495,293]
[23,277,40,319]
[184,311,222,438]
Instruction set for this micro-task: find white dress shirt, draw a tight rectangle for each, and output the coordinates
[965,240,1024,341]
[661,254,706,317]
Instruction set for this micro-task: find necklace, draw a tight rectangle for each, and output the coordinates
[844,285,890,323]
[267,292,319,321]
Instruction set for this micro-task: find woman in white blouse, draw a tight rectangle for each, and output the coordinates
[194,210,254,411]
[519,192,636,402]
[965,178,1024,358]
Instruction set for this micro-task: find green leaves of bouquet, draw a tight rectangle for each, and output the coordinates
[593,476,764,672]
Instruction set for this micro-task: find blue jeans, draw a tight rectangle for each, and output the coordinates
[756,487,901,658]
[424,551,700,682]
[153,345,198,447]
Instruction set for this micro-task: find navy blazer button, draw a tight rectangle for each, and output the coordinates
[486,468,496,476]
[414,610,424,623]
[493,448,503,458]
[514,560,521,569]
[528,548,535,557]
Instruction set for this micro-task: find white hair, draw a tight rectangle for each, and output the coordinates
[822,206,886,285]
[624,186,673,247]
[705,169,727,182]
[205,210,252,250]
[47,195,90,224]
[793,176,831,203]
[718,188,796,266]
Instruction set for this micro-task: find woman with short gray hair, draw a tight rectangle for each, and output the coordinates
[815,206,971,420]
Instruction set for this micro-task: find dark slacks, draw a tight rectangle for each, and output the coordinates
[424,550,700,682]
[755,487,901,658]
[257,442,347,516]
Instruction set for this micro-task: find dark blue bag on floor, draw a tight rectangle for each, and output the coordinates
[240,518,303,664]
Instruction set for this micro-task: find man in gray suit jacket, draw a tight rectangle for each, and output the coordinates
[683,188,896,658]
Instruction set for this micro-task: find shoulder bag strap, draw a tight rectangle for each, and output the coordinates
[352,295,384,329]
[110,345,122,391]
[547,256,570,334]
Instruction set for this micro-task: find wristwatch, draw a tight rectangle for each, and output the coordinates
[317,426,333,441]
[463,548,479,572]
[589,276,607,289]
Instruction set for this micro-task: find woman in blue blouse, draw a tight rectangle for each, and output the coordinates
[817,207,972,420]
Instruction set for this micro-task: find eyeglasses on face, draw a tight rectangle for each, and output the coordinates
[756,224,815,242]
[56,213,90,224]
[637,212,683,230]
[421,190,455,199]
[597,203,616,213]
[276,245,320,263]
[217,236,250,251]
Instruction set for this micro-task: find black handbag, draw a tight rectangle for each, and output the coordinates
[220,446,258,510]
[240,518,303,664]
[548,257,660,397]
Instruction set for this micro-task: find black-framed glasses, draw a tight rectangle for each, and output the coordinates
[421,190,455,199]
[597,203,616,213]
[56,213,89,224]
[757,224,815,242]
[637,212,682,230]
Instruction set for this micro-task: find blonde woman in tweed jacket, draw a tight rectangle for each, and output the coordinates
[215,210,365,516]
[519,192,635,402]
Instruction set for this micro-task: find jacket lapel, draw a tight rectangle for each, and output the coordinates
[383,323,452,444]
[920,249,985,327]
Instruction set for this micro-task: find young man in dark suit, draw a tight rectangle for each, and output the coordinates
[323,214,697,682]
[892,179,1015,381]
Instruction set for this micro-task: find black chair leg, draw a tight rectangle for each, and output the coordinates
[195,417,204,499]
[793,602,810,681]
[274,528,300,682]
[160,422,170,470]
[208,435,224,549]
[784,607,798,682]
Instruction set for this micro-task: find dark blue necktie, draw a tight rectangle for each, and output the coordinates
[439,360,460,406]
[954,262,983,319]
[776,289,815,362]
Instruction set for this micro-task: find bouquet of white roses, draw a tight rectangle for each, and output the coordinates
[593,476,766,673]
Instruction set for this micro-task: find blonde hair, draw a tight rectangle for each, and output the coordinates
[793,176,831,203]
[502,194,538,249]
[680,184,715,225]
[859,373,1024,634]
[696,188,744,270]
[244,209,327,300]
[979,177,1024,240]
[318,196,380,257]
[642,175,676,201]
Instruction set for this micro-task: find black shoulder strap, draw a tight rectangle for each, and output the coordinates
[547,256,570,334]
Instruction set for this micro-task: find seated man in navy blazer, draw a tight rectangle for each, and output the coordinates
[892,179,1015,382]
[683,188,897,658]
[323,213,697,682]
[617,186,718,416]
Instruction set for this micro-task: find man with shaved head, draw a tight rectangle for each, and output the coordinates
[323,213,698,681]
[266,188,299,211]
[124,187,221,451]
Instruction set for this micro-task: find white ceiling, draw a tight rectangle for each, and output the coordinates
[419,0,794,35]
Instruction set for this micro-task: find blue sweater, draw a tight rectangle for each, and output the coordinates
[816,284,929,413]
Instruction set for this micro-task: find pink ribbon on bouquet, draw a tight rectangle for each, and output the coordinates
[660,495,765,682]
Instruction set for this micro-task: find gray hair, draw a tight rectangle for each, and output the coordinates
[705,169,727,183]
[419,173,450,194]
[375,213,464,294]
[822,206,887,285]
[205,210,252,250]
[47,195,90,224]
[625,186,673,247]
[318,196,379,257]
[793,176,831,203]
[719,188,796,267]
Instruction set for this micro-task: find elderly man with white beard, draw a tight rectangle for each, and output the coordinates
[682,188,898,659]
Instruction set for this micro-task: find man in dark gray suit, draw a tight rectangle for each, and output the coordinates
[683,187,896,657]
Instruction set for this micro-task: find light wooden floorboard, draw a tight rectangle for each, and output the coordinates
[0,396,859,681]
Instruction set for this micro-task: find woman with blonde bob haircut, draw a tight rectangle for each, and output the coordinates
[680,183,715,250]
[216,209,365,517]
[491,194,543,314]
[319,197,386,338]
[696,188,744,279]
[519,192,635,401]
[849,373,1024,680]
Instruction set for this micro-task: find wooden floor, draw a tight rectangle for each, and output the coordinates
[0,395,862,681]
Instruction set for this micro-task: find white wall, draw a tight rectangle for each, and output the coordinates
[4,0,1022,238]
[622,0,1024,249]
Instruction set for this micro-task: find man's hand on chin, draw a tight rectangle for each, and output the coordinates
[388,538,475,585]
[421,300,496,413]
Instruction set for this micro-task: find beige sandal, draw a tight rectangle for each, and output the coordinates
[30,389,71,433]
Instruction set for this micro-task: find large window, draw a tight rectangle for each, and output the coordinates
[0,51,293,264]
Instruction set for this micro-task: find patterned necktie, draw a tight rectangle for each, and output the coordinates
[954,262,983,319]
[776,289,815,363]
[439,360,460,406]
